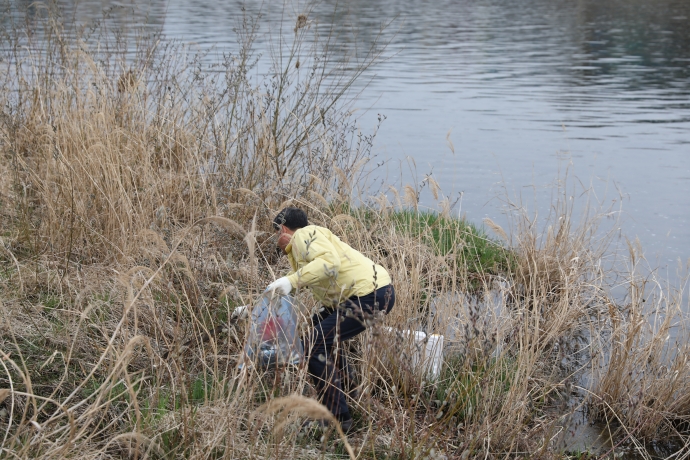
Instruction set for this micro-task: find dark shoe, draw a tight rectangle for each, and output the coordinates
[345,385,360,400]
[300,415,353,435]
[300,418,328,433]
[338,415,353,433]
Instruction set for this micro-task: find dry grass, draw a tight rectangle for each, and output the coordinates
[0,3,689,459]
[588,242,690,444]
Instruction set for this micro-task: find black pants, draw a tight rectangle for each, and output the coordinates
[307,285,395,417]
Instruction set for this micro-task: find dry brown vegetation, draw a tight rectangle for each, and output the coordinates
[1,3,689,459]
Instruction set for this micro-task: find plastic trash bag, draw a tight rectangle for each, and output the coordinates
[243,293,304,368]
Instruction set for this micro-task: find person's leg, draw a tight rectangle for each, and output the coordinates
[314,309,357,399]
[335,285,395,404]
[308,309,361,418]
[335,344,357,397]
[309,306,351,405]
[307,285,396,418]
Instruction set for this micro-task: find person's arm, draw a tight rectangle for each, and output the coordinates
[286,231,341,288]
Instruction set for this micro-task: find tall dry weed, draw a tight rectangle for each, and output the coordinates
[0,2,384,266]
[589,243,690,442]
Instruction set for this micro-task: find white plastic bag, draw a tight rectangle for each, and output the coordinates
[243,293,304,368]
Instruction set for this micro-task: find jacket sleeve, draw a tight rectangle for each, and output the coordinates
[286,231,341,288]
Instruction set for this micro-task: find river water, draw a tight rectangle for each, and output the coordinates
[7,0,690,282]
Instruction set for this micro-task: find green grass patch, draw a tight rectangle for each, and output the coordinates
[390,210,513,272]
[39,293,61,312]
[434,353,516,425]
[341,206,515,280]
[190,375,212,403]
[141,390,172,423]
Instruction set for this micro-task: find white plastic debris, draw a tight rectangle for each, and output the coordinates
[231,305,248,320]
[384,327,444,380]
[425,333,445,379]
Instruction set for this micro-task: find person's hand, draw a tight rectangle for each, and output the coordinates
[266,277,293,296]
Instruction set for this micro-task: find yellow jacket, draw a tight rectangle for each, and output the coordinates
[285,225,391,306]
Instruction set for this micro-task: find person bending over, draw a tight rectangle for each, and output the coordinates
[266,207,395,432]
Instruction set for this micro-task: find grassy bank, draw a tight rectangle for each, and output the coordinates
[1,4,690,459]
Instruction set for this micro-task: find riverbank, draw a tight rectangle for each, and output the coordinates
[1,5,689,459]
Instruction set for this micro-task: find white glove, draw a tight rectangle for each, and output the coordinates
[231,305,248,320]
[266,276,293,296]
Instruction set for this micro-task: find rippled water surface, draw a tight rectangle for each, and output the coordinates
[9,0,690,276]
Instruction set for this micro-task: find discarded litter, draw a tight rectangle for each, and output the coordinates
[242,293,304,368]
[383,327,444,380]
